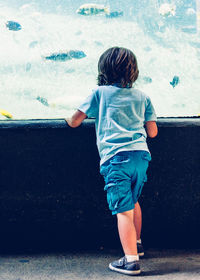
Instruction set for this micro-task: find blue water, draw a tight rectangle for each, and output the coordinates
[0,0,199,119]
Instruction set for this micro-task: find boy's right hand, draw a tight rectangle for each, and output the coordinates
[66,110,87,128]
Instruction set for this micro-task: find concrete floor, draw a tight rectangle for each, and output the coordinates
[0,249,199,280]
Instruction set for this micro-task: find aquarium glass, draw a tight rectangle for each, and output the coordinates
[0,0,199,119]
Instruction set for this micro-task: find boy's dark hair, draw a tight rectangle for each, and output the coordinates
[97,47,139,88]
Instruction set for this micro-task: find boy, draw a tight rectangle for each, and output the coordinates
[66,47,158,275]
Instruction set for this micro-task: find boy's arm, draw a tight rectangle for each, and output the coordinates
[145,121,158,138]
[66,110,87,128]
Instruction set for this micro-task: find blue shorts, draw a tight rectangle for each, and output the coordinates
[100,151,151,215]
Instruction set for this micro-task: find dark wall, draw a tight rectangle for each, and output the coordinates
[0,118,199,253]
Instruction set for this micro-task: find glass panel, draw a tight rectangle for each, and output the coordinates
[0,0,199,119]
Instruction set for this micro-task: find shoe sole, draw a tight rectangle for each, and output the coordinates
[109,263,141,275]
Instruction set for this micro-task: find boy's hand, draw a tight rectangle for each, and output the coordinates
[66,110,87,128]
[145,121,158,138]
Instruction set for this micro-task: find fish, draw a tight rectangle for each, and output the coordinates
[142,76,152,84]
[106,11,123,18]
[36,96,49,107]
[36,96,64,109]
[170,76,180,88]
[44,50,86,61]
[159,3,176,17]
[76,3,110,16]
[6,21,22,31]
[0,109,13,119]
[37,96,57,108]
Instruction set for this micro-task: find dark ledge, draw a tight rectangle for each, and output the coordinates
[0,117,200,129]
[0,116,199,252]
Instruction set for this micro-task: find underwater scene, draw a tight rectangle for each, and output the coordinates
[0,0,199,119]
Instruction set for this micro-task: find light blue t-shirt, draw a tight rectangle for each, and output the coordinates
[78,85,157,166]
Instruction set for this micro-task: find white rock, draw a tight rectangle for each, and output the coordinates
[159,3,176,17]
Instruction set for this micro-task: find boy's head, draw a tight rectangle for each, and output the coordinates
[97,47,139,88]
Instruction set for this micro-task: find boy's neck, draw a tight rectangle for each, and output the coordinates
[112,83,131,88]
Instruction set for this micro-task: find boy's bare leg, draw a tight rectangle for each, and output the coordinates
[117,209,137,255]
[134,202,142,240]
